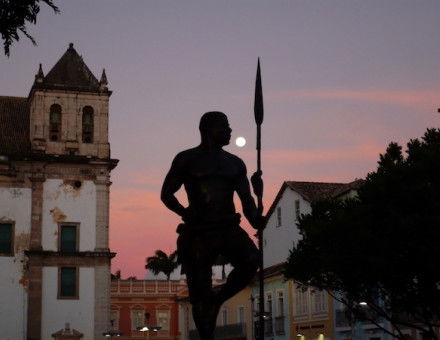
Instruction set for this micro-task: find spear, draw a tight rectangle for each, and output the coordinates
[254,58,265,340]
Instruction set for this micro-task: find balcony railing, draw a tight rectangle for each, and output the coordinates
[264,317,273,336]
[274,316,285,335]
[111,279,184,294]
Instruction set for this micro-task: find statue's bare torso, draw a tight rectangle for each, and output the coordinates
[173,147,246,226]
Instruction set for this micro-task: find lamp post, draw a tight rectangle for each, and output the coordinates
[250,294,271,339]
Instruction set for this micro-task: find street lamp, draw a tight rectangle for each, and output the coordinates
[138,325,162,340]
[102,330,123,338]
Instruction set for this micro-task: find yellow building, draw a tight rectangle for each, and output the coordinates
[290,285,334,340]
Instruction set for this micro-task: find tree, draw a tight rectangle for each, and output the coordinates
[111,269,121,280]
[0,0,59,56]
[284,128,440,339]
[145,250,178,281]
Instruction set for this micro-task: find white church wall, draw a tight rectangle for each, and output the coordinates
[41,267,95,339]
[0,187,32,340]
[42,179,96,251]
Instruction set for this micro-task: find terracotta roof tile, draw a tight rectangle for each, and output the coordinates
[285,181,349,202]
[0,96,30,156]
[265,179,364,223]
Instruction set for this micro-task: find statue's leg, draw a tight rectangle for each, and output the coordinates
[186,237,219,340]
[215,227,259,305]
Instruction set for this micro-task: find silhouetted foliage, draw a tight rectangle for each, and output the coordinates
[111,270,121,280]
[284,129,440,339]
[145,250,178,281]
[0,0,59,56]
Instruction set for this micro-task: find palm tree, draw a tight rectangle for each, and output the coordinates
[145,250,178,280]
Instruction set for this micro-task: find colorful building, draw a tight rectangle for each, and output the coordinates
[110,279,188,339]
[251,263,290,340]
[260,180,362,340]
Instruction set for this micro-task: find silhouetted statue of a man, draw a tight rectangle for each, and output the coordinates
[161,111,263,340]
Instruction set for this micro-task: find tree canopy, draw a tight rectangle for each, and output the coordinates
[284,128,440,339]
[0,0,59,56]
[145,250,178,281]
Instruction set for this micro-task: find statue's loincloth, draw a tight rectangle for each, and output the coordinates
[176,214,257,275]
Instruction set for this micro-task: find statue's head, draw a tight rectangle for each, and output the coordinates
[199,111,231,147]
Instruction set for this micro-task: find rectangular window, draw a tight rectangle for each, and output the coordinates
[0,223,13,255]
[157,310,170,331]
[59,224,78,252]
[266,292,273,315]
[277,291,284,316]
[221,308,228,326]
[276,207,282,227]
[295,200,300,221]
[110,310,119,331]
[238,306,245,324]
[131,310,145,330]
[59,267,78,299]
[295,288,308,316]
[312,290,328,314]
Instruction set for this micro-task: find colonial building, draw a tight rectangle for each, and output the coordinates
[259,180,362,340]
[110,279,188,339]
[0,43,118,339]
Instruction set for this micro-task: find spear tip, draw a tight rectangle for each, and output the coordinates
[254,58,264,125]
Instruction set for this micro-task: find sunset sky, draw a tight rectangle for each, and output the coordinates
[1,1,439,278]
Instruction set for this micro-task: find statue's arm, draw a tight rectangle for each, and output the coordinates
[161,155,187,218]
[236,161,263,229]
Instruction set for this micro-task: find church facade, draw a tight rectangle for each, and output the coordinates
[0,43,118,339]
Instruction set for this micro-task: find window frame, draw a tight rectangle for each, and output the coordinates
[311,289,328,314]
[0,221,14,256]
[294,287,309,316]
[110,308,120,331]
[82,106,94,143]
[266,291,273,316]
[276,206,282,227]
[276,290,285,317]
[130,307,145,331]
[58,266,79,299]
[221,307,228,326]
[237,306,245,324]
[156,309,170,331]
[58,223,79,253]
[49,104,62,142]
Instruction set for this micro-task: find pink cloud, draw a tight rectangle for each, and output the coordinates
[268,88,440,110]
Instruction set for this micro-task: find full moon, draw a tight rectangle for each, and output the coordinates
[235,136,246,147]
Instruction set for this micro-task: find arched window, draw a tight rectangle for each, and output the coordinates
[49,104,62,141]
[82,106,94,143]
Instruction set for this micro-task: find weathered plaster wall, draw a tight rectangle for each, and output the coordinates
[42,179,96,251]
[41,267,95,339]
[264,189,311,268]
[29,90,110,158]
[0,187,32,340]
